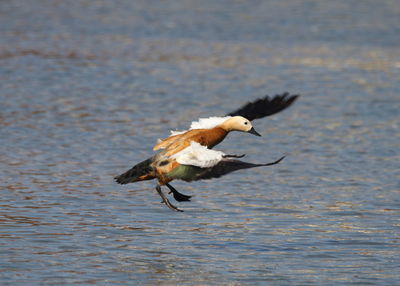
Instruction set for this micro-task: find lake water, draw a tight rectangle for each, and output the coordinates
[1,1,399,285]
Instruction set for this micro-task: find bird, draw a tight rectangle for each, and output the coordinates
[114,92,299,211]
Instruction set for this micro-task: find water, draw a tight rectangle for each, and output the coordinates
[1,1,399,285]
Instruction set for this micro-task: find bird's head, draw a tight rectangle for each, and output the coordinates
[220,116,261,136]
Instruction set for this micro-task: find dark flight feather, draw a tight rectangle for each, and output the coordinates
[227,93,299,121]
[168,156,285,182]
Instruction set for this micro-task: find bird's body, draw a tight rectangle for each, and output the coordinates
[154,126,228,156]
[115,93,299,211]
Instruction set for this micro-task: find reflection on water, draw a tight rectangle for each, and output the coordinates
[1,0,399,285]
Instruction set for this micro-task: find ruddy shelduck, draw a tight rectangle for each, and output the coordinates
[115,93,299,211]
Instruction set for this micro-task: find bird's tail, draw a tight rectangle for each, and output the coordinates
[114,157,155,184]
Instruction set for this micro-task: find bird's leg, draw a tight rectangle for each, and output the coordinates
[155,184,183,212]
[222,154,246,158]
[166,183,191,202]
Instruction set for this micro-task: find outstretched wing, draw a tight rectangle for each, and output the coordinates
[227,92,299,121]
[190,156,285,181]
[166,156,285,182]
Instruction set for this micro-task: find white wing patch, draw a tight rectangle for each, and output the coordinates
[171,141,225,168]
[169,116,231,135]
[189,116,231,130]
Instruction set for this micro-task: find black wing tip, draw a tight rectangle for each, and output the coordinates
[262,92,300,108]
[227,92,300,120]
[262,92,300,101]
[274,155,286,164]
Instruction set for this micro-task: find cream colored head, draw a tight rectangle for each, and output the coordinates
[220,116,261,136]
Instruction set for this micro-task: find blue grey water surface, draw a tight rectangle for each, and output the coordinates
[1,0,399,285]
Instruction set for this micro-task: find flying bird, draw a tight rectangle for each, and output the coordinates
[115,93,299,211]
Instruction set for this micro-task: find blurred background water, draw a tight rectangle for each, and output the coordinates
[1,0,399,285]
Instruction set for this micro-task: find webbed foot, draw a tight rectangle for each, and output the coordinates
[166,183,192,202]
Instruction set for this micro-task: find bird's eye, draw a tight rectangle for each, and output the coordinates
[244,122,248,125]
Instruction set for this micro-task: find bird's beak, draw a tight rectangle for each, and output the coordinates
[248,127,261,136]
